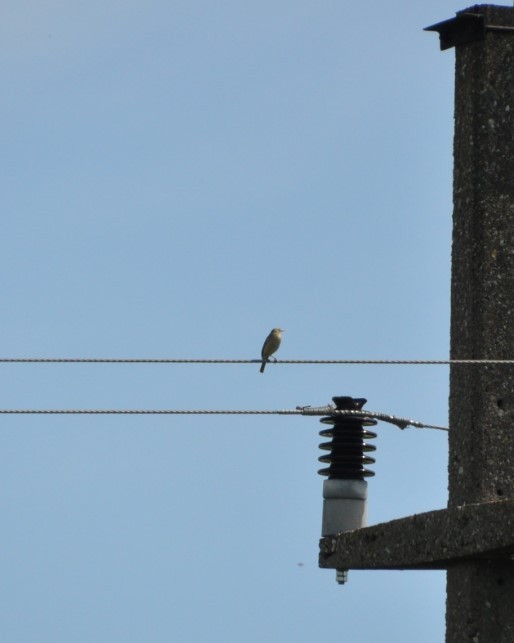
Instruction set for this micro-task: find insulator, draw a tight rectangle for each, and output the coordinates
[317,396,377,479]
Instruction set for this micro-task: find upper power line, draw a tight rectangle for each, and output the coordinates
[0,358,512,365]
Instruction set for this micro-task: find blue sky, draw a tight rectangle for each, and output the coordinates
[1,1,501,641]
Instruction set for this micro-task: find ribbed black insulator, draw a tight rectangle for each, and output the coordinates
[317,396,377,479]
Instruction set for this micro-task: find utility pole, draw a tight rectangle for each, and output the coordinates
[318,6,514,642]
[436,5,514,641]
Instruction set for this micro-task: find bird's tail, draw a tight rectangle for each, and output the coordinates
[260,360,266,373]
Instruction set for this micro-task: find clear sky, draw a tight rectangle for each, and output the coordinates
[1,1,502,641]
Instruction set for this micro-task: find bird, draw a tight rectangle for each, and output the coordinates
[260,328,284,373]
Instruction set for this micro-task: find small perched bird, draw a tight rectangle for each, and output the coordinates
[260,328,284,373]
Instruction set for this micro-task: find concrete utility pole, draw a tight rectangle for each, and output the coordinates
[318,5,514,642]
[438,5,514,641]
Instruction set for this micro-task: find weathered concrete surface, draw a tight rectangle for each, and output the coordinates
[449,4,514,509]
[319,499,514,570]
[446,5,514,642]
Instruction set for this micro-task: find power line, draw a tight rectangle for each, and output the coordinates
[0,406,449,431]
[0,358,512,365]
[0,409,290,415]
